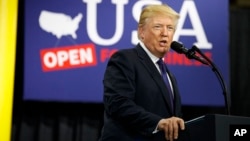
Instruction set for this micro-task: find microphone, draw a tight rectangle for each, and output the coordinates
[170,41,209,65]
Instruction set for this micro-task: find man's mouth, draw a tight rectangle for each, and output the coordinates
[159,40,167,46]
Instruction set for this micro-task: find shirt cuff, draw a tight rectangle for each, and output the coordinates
[152,124,160,134]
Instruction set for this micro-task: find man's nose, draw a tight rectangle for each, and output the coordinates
[161,27,168,36]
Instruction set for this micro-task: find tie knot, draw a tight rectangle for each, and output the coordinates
[157,58,166,72]
[157,58,164,66]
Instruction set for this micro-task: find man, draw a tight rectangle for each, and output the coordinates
[99,4,185,141]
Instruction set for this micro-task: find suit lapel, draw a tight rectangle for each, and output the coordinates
[135,44,174,114]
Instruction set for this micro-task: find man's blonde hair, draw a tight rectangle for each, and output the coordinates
[137,4,179,38]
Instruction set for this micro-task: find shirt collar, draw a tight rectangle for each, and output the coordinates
[139,41,159,64]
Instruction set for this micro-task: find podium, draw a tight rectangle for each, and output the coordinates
[177,114,250,141]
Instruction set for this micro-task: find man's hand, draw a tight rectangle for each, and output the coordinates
[158,117,185,141]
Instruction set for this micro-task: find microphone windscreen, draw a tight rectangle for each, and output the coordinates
[170,41,184,54]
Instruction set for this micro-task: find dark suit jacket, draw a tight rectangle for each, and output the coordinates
[99,44,182,141]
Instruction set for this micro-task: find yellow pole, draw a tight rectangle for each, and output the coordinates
[0,0,18,141]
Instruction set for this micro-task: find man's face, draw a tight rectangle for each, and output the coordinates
[139,15,175,58]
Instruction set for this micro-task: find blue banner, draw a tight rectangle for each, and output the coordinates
[24,0,229,106]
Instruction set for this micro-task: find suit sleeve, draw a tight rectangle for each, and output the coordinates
[103,51,162,136]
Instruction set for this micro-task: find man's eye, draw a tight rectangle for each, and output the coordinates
[154,25,162,29]
[167,26,174,31]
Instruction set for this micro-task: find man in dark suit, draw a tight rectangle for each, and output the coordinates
[99,4,185,141]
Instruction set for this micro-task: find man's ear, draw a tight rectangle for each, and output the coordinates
[138,26,144,40]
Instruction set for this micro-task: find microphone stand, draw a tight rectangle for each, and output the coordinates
[188,45,230,115]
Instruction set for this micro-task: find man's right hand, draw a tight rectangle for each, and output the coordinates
[158,117,185,141]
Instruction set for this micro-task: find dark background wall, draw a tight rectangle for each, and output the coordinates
[11,0,250,141]
[230,1,250,117]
